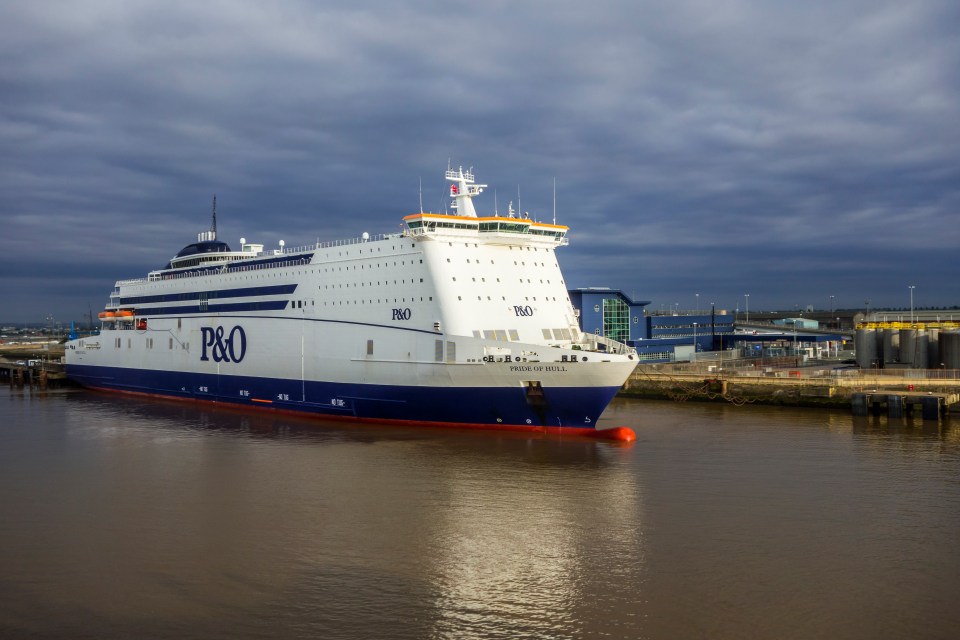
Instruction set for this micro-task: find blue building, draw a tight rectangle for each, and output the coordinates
[567,288,649,345]
[568,288,735,362]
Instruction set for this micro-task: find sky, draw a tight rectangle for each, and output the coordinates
[2,0,958,325]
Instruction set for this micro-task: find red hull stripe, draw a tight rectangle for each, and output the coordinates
[81,385,636,442]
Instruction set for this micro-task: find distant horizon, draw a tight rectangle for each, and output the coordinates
[5,305,960,330]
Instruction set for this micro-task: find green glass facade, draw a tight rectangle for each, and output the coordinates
[602,297,630,344]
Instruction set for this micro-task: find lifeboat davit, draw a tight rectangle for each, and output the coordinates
[116,309,135,322]
[98,311,117,322]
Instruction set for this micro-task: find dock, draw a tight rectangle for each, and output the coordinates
[851,391,958,420]
[0,361,70,389]
[622,357,960,420]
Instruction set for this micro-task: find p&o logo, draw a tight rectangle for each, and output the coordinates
[392,308,412,321]
[513,305,534,317]
[200,326,247,363]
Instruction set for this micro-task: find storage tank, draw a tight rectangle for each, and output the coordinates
[899,329,917,366]
[855,328,878,369]
[882,328,900,363]
[914,331,929,369]
[942,331,960,370]
[928,329,940,369]
[876,329,885,367]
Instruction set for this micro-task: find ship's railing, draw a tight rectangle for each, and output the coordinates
[308,232,402,251]
[122,233,410,284]
[148,256,313,281]
[446,168,474,182]
[579,333,636,355]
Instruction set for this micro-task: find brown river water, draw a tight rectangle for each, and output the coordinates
[1,387,958,639]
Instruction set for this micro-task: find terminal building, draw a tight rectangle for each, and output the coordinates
[568,288,734,362]
[568,287,848,363]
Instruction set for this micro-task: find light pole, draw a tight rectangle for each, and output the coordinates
[695,293,699,315]
[745,294,750,323]
[693,322,698,361]
[909,285,915,324]
[829,295,835,315]
[794,320,799,367]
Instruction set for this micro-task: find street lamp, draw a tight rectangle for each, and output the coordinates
[829,295,835,315]
[794,319,799,367]
[745,294,750,323]
[695,293,699,315]
[693,322,698,361]
[909,285,915,324]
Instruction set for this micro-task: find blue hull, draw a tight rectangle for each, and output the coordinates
[65,364,620,431]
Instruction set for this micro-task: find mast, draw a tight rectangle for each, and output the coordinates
[445,166,486,217]
[198,195,218,242]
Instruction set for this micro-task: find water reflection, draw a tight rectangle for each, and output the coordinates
[44,391,646,638]
[5,389,959,639]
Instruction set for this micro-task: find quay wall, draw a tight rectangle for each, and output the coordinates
[621,363,960,412]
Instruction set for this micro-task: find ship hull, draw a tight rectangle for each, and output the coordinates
[65,361,625,432]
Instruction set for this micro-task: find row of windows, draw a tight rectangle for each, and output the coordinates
[408,220,566,240]
[444,242,550,252]
[323,259,422,272]
[471,329,520,341]
[637,351,673,361]
[451,276,561,286]
[455,296,560,302]
[114,336,189,351]
[542,328,577,341]
[322,297,433,306]
[323,278,423,289]
[465,327,578,342]
[446,257,557,268]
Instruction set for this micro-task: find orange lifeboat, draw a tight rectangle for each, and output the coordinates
[98,311,117,322]
[116,309,135,322]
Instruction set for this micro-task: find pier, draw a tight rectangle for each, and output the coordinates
[621,356,960,420]
[0,363,69,389]
[851,391,958,420]
[0,341,67,387]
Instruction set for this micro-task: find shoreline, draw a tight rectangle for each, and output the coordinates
[620,362,960,414]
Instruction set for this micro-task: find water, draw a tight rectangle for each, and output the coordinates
[2,387,958,640]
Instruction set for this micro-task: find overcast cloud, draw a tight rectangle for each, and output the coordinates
[1,0,958,324]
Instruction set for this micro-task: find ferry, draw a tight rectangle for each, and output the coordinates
[64,167,638,440]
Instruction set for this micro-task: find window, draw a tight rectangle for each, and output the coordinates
[603,297,630,343]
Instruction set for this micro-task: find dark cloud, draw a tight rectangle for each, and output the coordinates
[1,0,958,323]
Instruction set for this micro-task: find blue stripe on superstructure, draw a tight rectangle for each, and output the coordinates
[122,313,443,336]
[64,364,619,429]
[135,300,291,316]
[120,284,298,306]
